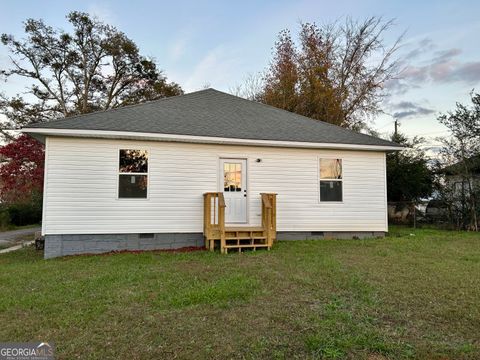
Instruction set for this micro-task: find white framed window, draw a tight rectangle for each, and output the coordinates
[319,158,342,202]
[118,149,148,199]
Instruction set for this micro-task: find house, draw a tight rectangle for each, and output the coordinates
[426,154,480,224]
[443,155,480,197]
[22,89,402,258]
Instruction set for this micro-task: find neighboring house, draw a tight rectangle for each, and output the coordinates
[426,155,480,223]
[23,89,402,258]
[443,155,480,197]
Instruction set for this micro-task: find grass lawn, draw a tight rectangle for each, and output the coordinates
[0,227,479,359]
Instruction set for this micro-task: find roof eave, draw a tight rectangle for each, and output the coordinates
[22,128,404,151]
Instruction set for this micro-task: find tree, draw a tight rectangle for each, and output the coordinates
[258,18,401,130]
[262,29,299,113]
[0,134,44,204]
[386,132,434,202]
[0,11,182,139]
[438,93,480,143]
[229,73,264,102]
[436,93,480,231]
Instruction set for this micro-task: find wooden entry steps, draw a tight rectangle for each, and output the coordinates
[203,193,277,254]
[224,226,269,253]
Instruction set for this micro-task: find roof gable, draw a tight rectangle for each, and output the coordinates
[24,88,400,149]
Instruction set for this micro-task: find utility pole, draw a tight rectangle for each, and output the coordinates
[394,119,398,137]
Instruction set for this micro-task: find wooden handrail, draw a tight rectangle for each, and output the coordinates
[203,192,226,252]
[218,192,226,208]
[261,193,277,247]
[261,193,272,209]
[217,193,226,253]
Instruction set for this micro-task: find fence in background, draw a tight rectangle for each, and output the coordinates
[388,200,479,230]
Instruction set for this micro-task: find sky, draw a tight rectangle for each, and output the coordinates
[1,0,479,151]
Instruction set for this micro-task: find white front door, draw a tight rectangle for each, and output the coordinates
[220,158,247,223]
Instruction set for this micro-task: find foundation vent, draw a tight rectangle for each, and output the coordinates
[139,233,155,239]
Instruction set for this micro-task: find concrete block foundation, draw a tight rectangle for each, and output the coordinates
[44,231,385,259]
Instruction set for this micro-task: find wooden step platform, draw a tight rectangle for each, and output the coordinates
[225,226,264,232]
[225,236,266,240]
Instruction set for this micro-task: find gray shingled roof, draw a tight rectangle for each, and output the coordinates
[25,88,399,148]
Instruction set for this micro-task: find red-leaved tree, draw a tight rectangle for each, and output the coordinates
[0,134,44,204]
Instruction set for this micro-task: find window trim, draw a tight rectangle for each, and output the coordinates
[318,156,344,203]
[116,147,150,200]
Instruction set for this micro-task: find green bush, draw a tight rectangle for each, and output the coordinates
[0,210,11,231]
[2,192,43,227]
[7,202,42,226]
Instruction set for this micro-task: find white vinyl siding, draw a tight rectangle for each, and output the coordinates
[42,136,388,234]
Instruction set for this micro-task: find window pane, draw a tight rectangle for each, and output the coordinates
[320,159,342,179]
[235,164,241,191]
[119,150,148,173]
[224,163,230,191]
[320,181,342,201]
[223,162,242,192]
[119,175,148,198]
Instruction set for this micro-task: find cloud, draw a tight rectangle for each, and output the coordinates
[391,101,435,119]
[384,39,480,95]
[87,3,116,24]
[383,78,419,95]
[183,45,244,92]
[447,61,480,83]
[431,48,462,63]
[169,38,188,61]
[403,37,436,60]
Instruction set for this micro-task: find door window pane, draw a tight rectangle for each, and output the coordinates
[224,162,242,192]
